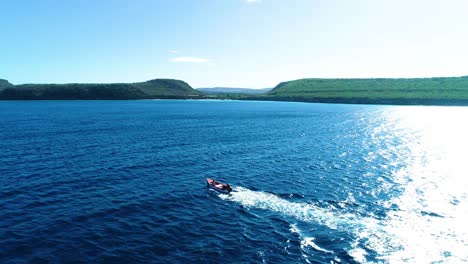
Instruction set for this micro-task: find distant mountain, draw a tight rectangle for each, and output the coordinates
[263,76,468,105]
[197,87,271,94]
[0,79,203,100]
[0,79,13,90]
[3,76,468,105]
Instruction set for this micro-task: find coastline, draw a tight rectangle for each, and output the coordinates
[2,96,468,106]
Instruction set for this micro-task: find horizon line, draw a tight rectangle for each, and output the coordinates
[2,74,468,88]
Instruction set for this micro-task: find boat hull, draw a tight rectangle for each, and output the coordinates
[206,178,232,194]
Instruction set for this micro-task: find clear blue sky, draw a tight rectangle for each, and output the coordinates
[1,0,467,88]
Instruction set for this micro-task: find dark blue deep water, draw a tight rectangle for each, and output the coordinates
[1,100,467,263]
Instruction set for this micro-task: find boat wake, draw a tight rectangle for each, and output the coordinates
[219,186,373,231]
[218,186,391,263]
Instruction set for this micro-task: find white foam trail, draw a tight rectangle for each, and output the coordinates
[220,186,370,231]
[219,186,386,263]
[301,237,334,254]
[289,223,334,254]
[289,223,300,234]
[348,246,368,263]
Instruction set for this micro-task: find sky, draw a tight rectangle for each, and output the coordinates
[1,0,468,88]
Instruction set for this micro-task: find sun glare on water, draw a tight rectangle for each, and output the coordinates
[367,106,468,262]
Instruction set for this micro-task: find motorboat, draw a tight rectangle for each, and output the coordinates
[206,178,232,194]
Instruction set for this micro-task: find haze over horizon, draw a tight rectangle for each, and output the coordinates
[1,0,467,88]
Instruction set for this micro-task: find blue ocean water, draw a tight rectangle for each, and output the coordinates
[0,100,467,263]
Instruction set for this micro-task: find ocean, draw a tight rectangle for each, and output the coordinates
[1,100,467,263]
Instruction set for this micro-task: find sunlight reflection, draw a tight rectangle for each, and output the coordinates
[366,106,468,262]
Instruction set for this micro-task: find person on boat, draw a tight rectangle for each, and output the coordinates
[226,184,232,192]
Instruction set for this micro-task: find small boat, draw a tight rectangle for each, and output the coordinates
[206,178,232,194]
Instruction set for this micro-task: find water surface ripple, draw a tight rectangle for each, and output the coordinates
[0,100,467,263]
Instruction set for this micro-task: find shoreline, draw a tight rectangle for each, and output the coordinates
[2,96,468,107]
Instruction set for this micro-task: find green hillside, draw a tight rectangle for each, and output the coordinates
[264,76,468,105]
[0,79,202,100]
[3,76,468,105]
[0,79,13,90]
